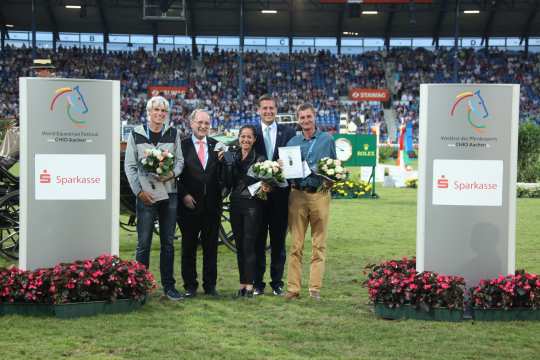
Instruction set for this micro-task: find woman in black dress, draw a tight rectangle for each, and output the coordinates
[223,125,270,298]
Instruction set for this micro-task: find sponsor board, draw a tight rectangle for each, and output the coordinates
[148,85,188,99]
[348,88,389,102]
[35,154,106,200]
[432,159,503,206]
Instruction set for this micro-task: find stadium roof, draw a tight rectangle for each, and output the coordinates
[1,0,539,43]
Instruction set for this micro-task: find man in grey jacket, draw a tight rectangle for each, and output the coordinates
[124,96,184,301]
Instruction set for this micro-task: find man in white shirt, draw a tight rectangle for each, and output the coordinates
[177,109,224,297]
[252,94,296,296]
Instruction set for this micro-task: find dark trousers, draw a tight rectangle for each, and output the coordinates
[178,204,220,292]
[135,196,177,291]
[254,188,289,290]
[231,197,262,285]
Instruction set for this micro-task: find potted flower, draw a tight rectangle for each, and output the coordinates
[470,270,540,321]
[364,258,465,322]
[0,254,156,318]
[331,179,372,199]
[0,267,54,316]
[404,178,418,189]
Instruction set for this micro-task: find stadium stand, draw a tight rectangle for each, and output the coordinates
[1,45,539,141]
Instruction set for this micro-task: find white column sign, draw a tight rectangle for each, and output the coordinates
[20,78,120,270]
[417,84,519,287]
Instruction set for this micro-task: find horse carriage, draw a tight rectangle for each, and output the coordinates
[119,152,237,252]
[0,153,238,260]
[0,164,19,260]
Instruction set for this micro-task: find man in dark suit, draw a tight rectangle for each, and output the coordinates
[253,94,296,296]
[177,109,223,297]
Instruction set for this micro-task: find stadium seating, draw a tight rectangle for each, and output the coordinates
[1,45,539,141]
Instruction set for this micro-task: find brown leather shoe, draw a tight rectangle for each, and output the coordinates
[309,290,321,301]
[284,291,300,300]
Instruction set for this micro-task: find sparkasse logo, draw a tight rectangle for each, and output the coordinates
[437,175,449,189]
[39,169,51,184]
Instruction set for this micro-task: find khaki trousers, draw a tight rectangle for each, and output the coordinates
[287,189,331,294]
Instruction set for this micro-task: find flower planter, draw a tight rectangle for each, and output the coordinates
[54,298,146,319]
[1,298,145,318]
[102,297,146,315]
[374,303,463,322]
[1,303,54,316]
[472,308,540,321]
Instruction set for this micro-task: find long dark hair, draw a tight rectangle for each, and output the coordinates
[238,125,257,139]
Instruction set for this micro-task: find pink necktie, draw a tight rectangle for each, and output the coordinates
[197,140,205,168]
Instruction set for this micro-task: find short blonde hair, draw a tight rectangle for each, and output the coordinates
[146,96,170,120]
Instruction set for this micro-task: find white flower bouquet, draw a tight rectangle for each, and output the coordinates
[248,160,288,200]
[141,148,174,176]
[316,157,348,191]
[139,148,175,202]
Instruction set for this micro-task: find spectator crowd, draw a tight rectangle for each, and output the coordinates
[1,45,539,140]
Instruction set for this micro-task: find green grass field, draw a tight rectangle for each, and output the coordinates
[1,188,539,360]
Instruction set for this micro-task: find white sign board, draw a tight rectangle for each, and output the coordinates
[432,159,503,207]
[35,154,106,200]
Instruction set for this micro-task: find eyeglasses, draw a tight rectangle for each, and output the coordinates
[152,108,168,113]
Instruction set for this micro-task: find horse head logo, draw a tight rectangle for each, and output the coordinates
[50,86,89,128]
[450,90,489,133]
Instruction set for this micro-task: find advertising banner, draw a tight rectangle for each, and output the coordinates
[148,85,188,99]
[20,78,120,270]
[333,134,377,167]
[35,154,106,200]
[348,88,389,102]
[417,84,519,287]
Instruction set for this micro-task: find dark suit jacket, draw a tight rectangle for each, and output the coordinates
[177,136,222,215]
[254,122,296,162]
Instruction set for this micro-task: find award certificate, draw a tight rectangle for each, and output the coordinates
[278,146,304,179]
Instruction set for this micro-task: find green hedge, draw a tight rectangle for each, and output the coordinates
[518,122,540,183]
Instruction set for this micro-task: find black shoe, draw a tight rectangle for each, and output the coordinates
[164,288,184,301]
[253,288,265,296]
[184,289,197,298]
[205,288,219,297]
[234,288,246,298]
[272,286,284,296]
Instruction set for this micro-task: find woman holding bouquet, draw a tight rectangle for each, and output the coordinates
[124,95,185,301]
[223,125,270,298]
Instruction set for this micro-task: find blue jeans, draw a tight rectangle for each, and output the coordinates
[136,195,177,291]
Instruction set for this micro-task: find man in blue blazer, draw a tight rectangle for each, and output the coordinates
[253,94,296,296]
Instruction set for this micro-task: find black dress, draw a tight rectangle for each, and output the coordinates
[223,148,265,284]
